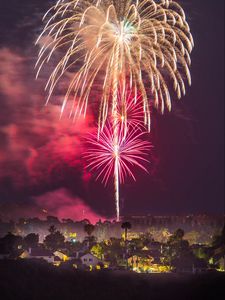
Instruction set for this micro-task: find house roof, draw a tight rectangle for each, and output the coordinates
[54,250,69,256]
[80,253,100,260]
[70,252,86,258]
[30,248,53,257]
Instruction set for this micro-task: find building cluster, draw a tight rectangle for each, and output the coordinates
[0,215,224,274]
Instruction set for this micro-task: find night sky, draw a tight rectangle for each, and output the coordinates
[0,0,224,222]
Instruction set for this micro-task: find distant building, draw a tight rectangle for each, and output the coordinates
[217,257,225,272]
[21,247,55,264]
[53,256,62,267]
[54,250,69,262]
[80,253,101,268]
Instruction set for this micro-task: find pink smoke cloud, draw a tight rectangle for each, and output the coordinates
[34,188,105,223]
[0,48,27,100]
[0,48,95,187]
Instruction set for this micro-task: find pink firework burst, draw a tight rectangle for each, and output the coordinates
[85,123,151,185]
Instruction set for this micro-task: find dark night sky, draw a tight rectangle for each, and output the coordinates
[0,0,224,221]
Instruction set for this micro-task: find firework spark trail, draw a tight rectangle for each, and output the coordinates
[85,122,151,186]
[112,43,120,221]
[36,0,193,220]
[112,90,147,220]
[117,89,147,135]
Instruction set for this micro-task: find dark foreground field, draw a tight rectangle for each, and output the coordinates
[0,260,224,300]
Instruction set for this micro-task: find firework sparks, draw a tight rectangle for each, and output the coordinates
[85,123,151,220]
[116,89,147,136]
[36,0,193,131]
[86,125,151,184]
[36,0,193,221]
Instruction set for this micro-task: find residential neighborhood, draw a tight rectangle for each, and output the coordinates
[0,217,224,274]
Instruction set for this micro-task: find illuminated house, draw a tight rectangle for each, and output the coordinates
[21,247,55,264]
[53,256,62,267]
[127,246,170,273]
[128,255,153,270]
[217,257,225,272]
[127,254,170,273]
[54,251,69,262]
[80,253,101,268]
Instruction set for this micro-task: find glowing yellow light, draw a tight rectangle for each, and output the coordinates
[69,233,77,238]
[53,262,61,267]
[63,255,69,262]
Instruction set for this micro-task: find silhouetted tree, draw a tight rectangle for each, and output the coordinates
[24,233,39,249]
[212,224,225,249]
[211,224,225,270]
[164,228,192,269]
[47,216,60,223]
[107,238,124,265]
[48,225,57,234]
[43,227,65,251]
[0,232,23,253]
[121,222,132,241]
[170,228,185,242]
[84,224,95,237]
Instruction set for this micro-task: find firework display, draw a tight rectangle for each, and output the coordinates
[85,119,151,221]
[86,125,150,185]
[36,0,193,221]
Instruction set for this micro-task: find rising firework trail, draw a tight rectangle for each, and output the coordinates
[86,91,149,221]
[36,0,193,220]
